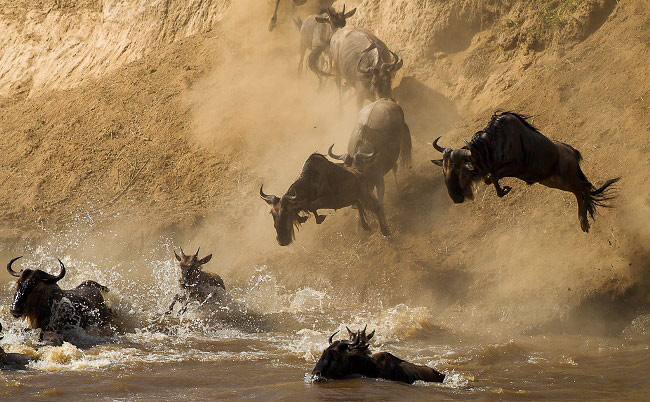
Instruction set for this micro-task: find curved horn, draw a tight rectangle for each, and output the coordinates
[357,43,377,75]
[260,185,278,205]
[194,247,200,258]
[362,324,367,334]
[367,329,375,341]
[7,256,23,277]
[346,326,354,336]
[328,330,340,344]
[53,259,66,282]
[432,137,447,153]
[342,4,345,15]
[388,49,403,72]
[174,250,182,261]
[328,144,345,161]
[180,247,186,257]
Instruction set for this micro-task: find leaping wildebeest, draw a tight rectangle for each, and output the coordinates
[7,256,111,336]
[167,248,226,315]
[269,0,335,32]
[260,153,390,246]
[431,112,620,232]
[309,25,403,109]
[295,6,356,89]
[328,98,412,205]
[312,327,445,384]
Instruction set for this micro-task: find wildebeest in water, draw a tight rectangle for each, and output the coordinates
[167,248,226,315]
[312,327,445,384]
[431,112,620,232]
[7,256,111,337]
[328,98,412,205]
[260,153,390,246]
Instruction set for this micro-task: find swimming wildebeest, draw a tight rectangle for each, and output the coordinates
[328,98,412,205]
[309,26,403,109]
[0,322,32,369]
[167,248,226,314]
[295,6,356,89]
[7,256,111,335]
[312,327,445,384]
[431,112,620,232]
[269,0,335,31]
[260,153,390,246]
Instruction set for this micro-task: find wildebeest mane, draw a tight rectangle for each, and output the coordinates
[466,111,534,176]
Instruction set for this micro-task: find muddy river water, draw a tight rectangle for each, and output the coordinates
[1,228,649,401]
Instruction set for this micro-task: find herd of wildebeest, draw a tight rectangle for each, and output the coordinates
[1,3,620,386]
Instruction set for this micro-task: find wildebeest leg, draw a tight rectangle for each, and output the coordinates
[307,198,330,223]
[492,179,512,197]
[269,0,281,31]
[355,202,371,231]
[574,192,590,232]
[298,46,305,78]
[376,176,386,206]
[362,194,390,236]
[166,294,183,314]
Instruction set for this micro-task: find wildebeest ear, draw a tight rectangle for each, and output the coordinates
[344,8,357,18]
[297,215,308,224]
[431,159,443,166]
[315,16,329,23]
[198,254,212,266]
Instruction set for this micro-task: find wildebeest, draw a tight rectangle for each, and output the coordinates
[167,248,226,314]
[431,112,620,232]
[7,256,111,335]
[309,26,403,109]
[269,0,335,31]
[260,153,390,246]
[295,6,356,89]
[328,98,412,205]
[312,328,445,384]
[0,321,32,369]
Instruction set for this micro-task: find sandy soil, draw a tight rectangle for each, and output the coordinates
[1,0,649,337]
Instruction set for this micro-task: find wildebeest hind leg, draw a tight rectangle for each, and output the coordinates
[366,196,390,236]
[355,202,371,231]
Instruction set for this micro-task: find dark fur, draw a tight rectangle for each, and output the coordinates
[433,112,619,232]
[261,153,390,246]
[8,258,111,333]
[167,250,225,314]
[313,330,445,384]
[268,0,336,31]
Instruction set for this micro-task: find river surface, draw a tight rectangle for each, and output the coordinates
[1,228,649,401]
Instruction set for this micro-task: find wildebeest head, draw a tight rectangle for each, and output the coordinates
[328,144,378,173]
[312,330,372,379]
[315,5,356,29]
[7,256,65,318]
[431,137,478,203]
[346,324,375,350]
[173,248,214,288]
[357,44,403,99]
[260,186,309,246]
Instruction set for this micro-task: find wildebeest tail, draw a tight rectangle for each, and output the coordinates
[308,43,333,77]
[78,280,109,293]
[294,17,302,30]
[586,177,620,218]
[399,123,412,169]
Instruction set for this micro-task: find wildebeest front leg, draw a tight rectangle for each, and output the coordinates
[166,294,184,315]
[307,198,330,224]
[493,179,512,197]
[376,176,386,206]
